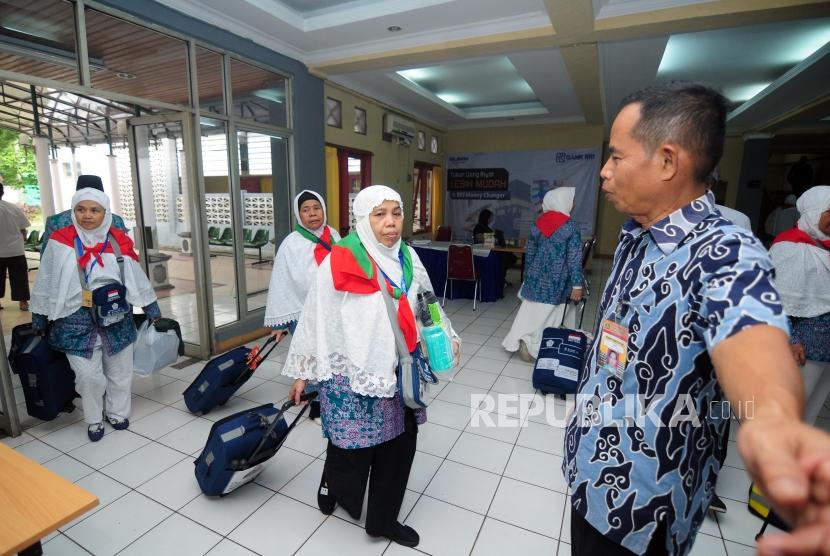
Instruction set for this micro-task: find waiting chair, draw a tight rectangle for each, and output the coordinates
[444,244,481,310]
[218,227,234,246]
[24,230,40,252]
[208,226,222,246]
[245,229,270,265]
[242,228,253,244]
[435,226,452,242]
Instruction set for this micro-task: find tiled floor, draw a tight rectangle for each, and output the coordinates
[3,263,826,555]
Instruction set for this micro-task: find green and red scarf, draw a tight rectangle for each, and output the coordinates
[295,224,335,265]
[330,232,417,352]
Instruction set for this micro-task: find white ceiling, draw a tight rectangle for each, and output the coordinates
[159,0,830,132]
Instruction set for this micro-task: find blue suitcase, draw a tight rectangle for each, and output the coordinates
[532,302,589,397]
[194,393,315,496]
[8,323,37,375]
[15,335,78,420]
[183,336,278,414]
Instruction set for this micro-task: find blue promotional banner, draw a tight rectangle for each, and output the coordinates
[445,149,601,240]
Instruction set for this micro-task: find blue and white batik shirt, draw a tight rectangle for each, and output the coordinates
[563,192,789,555]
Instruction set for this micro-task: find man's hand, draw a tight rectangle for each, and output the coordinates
[791,343,807,367]
[739,419,830,555]
[289,379,308,406]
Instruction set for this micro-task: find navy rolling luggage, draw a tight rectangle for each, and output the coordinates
[194,393,315,496]
[532,300,588,397]
[8,323,36,375]
[183,336,279,414]
[15,335,78,420]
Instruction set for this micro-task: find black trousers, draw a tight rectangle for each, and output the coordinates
[0,255,30,301]
[571,508,668,556]
[323,408,417,535]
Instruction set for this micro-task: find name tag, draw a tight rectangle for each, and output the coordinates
[598,319,629,380]
[82,289,93,308]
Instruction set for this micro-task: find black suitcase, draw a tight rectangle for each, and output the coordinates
[15,335,78,420]
[183,335,279,414]
[8,323,37,375]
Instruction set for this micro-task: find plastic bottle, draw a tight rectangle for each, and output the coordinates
[417,292,454,372]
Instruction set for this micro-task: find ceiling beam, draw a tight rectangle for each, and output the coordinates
[560,43,604,124]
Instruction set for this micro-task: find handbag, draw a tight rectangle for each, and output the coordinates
[133,320,180,376]
[378,274,438,409]
[76,233,132,327]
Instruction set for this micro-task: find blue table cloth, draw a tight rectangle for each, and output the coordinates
[411,244,504,303]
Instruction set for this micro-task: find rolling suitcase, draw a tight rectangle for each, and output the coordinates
[183,335,279,414]
[194,393,316,496]
[8,323,37,375]
[532,300,588,397]
[15,335,78,421]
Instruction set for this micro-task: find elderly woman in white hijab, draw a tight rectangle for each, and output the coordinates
[264,189,340,420]
[31,187,160,442]
[502,187,583,362]
[283,185,459,548]
[770,185,830,424]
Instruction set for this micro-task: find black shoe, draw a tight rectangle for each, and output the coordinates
[709,495,727,514]
[368,522,419,548]
[317,473,336,515]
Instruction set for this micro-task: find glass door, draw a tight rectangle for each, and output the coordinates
[127,113,210,358]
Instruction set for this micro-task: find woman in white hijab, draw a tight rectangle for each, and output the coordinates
[283,185,459,548]
[31,186,160,441]
[502,187,584,361]
[264,190,340,420]
[769,185,830,424]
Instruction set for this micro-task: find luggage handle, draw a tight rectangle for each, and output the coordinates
[244,334,280,371]
[245,392,318,466]
[559,298,586,329]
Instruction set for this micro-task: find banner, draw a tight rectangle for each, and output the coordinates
[445,149,601,240]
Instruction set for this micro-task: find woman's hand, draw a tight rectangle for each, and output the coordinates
[790,343,806,367]
[570,288,583,302]
[289,379,308,405]
[271,329,289,343]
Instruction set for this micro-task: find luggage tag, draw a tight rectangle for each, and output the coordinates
[598,300,629,381]
[81,289,93,308]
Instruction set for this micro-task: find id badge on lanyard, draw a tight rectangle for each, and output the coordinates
[598,299,629,381]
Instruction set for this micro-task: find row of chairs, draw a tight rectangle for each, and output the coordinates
[207,226,271,264]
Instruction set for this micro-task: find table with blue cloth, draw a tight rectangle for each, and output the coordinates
[411,242,504,302]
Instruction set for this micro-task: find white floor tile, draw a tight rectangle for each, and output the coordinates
[66,472,131,529]
[488,477,565,538]
[475,347,512,361]
[500,362,534,381]
[416,422,462,458]
[1,431,34,448]
[491,375,536,396]
[15,438,62,463]
[435,381,489,408]
[715,465,752,503]
[180,483,274,536]
[41,533,92,555]
[452,368,499,390]
[227,493,325,556]
[131,373,176,395]
[199,398,261,421]
[253,446,316,492]
[699,512,721,537]
[407,450,443,493]
[100,441,185,488]
[689,532,727,556]
[472,517,559,556]
[715,496,771,546]
[24,409,84,438]
[424,460,500,514]
[139,379,191,405]
[68,430,150,468]
[136,456,202,510]
[239,380,291,405]
[557,541,571,556]
[279,458,325,508]
[205,539,259,556]
[464,357,508,375]
[295,516,389,556]
[129,395,167,421]
[282,418,327,457]
[723,540,755,556]
[447,432,513,475]
[466,410,523,444]
[516,420,566,456]
[39,420,92,453]
[64,491,172,556]
[560,497,571,543]
[42,454,95,483]
[527,395,573,428]
[404,495,484,556]
[118,513,222,556]
[425,399,472,430]
[460,332,491,345]
[504,446,568,494]
[130,406,196,440]
[157,417,215,455]
[723,441,745,470]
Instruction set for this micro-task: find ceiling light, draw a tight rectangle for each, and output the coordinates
[397,68,432,82]
[436,92,463,105]
[115,72,135,80]
[728,82,772,102]
[387,25,402,32]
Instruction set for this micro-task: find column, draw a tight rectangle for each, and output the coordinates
[33,136,56,218]
[107,154,123,216]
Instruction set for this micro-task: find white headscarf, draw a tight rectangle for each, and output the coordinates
[354,185,404,286]
[543,187,575,215]
[769,185,830,318]
[71,187,112,247]
[294,189,327,237]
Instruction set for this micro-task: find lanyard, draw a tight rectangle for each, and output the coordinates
[378,250,407,295]
[75,236,109,286]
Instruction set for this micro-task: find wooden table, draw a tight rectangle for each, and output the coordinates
[0,443,98,556]
[490,246,528,282]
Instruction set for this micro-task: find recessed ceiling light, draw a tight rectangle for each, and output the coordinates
[115,72,136,80]
[387,25,402,32]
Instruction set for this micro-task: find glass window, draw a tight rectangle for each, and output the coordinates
[0,0,79,83]
[85,8,189,106]
[230,58,287,127]
[196,46,224,115]
[201,117,239,327]
[237,129,288,312]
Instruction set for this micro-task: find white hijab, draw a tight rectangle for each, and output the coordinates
[294,189,328,237]
[543,187,575,215]
[354,185,405,286]
[770,185,830,318]
[71,188,113,247]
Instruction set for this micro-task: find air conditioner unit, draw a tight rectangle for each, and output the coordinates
[384,114,416,138]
